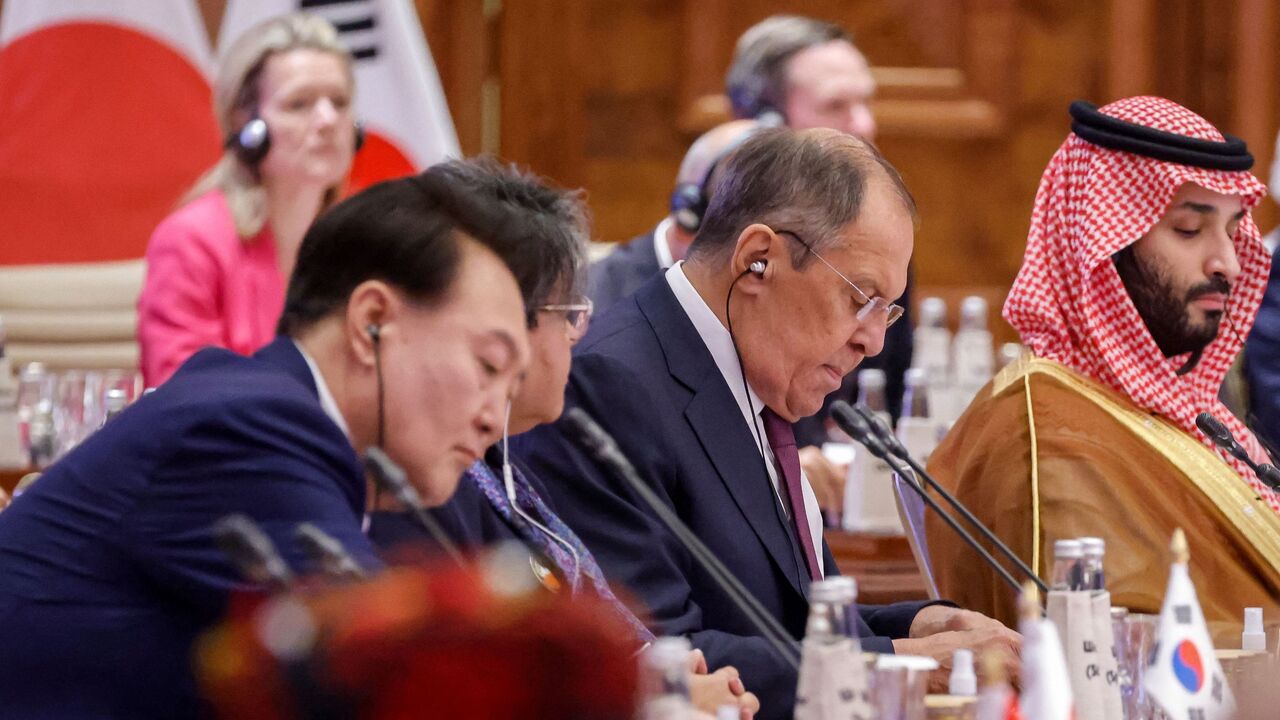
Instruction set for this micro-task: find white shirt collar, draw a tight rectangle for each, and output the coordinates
[664,262,766,445]
[292,339,351,440]
[653,216,676,270]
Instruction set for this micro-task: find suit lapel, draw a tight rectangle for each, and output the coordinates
[634,278,806,598]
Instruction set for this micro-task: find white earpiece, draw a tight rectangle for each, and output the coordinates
[749,260,767,276]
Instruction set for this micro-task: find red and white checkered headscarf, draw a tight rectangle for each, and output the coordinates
[1004,96,1278,510]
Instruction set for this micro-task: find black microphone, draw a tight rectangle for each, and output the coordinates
[1195,413,1280,491]
[213,513,294,592]
[296,522,367,582]
[363,447,467,567]
[851,403,1048,593]
[562,407,801,670]
[829,401,1027,595]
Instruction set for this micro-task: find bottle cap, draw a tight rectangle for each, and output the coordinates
[920,297,947,327]
[859,369,887,389]
[959,296,988,330]
[1243,607,1266,652]
[19,361,46,380]
[810,578,845,604]
[904,368,928,388]
[998,342,1023,368]
[827,575,858,603]
[1079,537,1105,558]
[948,648,977,696]
[1053,539,1083,559]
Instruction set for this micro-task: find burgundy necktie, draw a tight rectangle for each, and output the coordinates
[760,408,822,581]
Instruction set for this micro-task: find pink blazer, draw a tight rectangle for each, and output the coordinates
[137,191,284,387]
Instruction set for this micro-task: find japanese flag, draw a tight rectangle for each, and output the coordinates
[218,0,459,191]
[1143,531,1234,720]
[0,0,220,264]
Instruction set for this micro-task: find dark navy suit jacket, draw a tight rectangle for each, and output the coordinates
[1246,256,1280,456]
[588,229,662,315]
[0,337,380,719]
[513,274,933,719]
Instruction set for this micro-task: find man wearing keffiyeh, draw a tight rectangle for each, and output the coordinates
[925,96,1280,642]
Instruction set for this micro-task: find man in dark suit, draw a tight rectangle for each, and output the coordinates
[589,120,763,314]
[516,128,1019,720]
[0,174,531,718]
[1245,256,1280,454]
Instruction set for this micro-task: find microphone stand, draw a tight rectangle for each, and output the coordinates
[364,447,467,567]
[850,403,1048,593]
[829,402,1028,595]
[296,522,367,582]
[213,513,295,592]
[563,407,801,670]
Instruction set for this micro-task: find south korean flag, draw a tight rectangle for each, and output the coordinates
[1143,529,1234,720]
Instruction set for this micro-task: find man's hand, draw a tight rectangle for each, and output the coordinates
[892,606,1021,692]
[689,665,759,719]
[799,446,845,513]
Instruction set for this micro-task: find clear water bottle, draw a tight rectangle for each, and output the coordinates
[901,368,930,419]
[1051,539,1084,591]
[638,637,693,720]
[1079,536,1106,591]
[17,362,49,426]
[857,369,889,418]
[913,297,951,381]
[27,398,56,468]
[897,368,939,462]
[953,297,994,389]
[103,388,128,425]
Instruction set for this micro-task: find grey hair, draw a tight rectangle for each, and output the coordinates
[725,15,851,120]
[687,127,916,268]
[182,13,354,239]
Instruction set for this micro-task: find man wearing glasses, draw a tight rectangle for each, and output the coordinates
[515,128,1019,720]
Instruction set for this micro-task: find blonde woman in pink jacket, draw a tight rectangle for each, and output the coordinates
[138,13,358,386]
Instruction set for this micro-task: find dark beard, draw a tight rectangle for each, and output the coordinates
[1112,245,1228,368]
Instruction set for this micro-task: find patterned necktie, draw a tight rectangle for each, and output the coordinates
[760,408,823,581]
[465,459,656,645]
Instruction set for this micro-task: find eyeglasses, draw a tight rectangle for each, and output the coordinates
[538,297,594,334]
[773,228,905,327]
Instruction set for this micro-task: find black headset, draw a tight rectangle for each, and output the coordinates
[225,116,366,167]
[727,72,789,130]
[669,125,767,234]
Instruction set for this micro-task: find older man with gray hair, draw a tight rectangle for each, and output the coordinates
[516,127,1018,720]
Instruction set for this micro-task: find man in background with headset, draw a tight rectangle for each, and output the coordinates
[516,128,1019,720]
[589,119,764,315]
